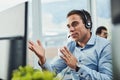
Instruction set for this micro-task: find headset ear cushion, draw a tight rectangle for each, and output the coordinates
[86,22,91,29]
[87,22,91,26]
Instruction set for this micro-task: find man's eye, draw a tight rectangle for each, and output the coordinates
[104,32,108,35]
[71,21,79,27]
[67,24,70,28]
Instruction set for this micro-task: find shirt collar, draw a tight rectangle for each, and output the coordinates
[86,33,96,46]
[75,33,96,47]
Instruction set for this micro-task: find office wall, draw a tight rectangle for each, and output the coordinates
[0,3,25,37]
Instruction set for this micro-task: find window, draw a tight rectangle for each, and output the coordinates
[96,0,111,39]
[41,0,88,47]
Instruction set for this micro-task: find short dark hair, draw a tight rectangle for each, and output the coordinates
[96,26,107,35]
[67,9,92,30]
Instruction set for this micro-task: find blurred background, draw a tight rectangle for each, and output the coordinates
[0,0,119,80]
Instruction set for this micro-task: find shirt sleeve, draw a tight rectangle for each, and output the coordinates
[41,56,67,74]
[41,41,74,74]
[77,43,113,80]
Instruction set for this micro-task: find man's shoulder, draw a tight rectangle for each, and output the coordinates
[67,41,76,53]
[96,35,110,46]
[95,36,111,56]
[67,41,76,45]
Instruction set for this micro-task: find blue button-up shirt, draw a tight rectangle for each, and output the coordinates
[42,34,112,80]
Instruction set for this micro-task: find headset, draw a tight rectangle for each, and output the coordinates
[80,9,92,29]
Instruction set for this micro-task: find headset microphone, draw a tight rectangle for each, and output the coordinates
[68,35,71,38]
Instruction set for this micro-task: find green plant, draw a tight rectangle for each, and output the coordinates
[12,65,59,80]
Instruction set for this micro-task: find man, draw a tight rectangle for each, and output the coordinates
[96,26,108,39]
[28,10,112,80]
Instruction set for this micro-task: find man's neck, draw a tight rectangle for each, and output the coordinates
[77,32,91,48]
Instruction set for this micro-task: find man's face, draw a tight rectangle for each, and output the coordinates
[99,29,108,39]
[67,14,89,42]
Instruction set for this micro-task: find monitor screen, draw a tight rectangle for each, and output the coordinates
[111,0,120,24]
[111,0,120,79]
[0,1,28,80]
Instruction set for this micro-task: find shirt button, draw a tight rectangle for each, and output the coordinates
[79,73,84,77]
[79,60,81,62]
[81,49,83,51]
[80,73,83,75]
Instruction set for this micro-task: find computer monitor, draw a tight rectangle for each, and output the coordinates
[0,1,28,80]
[111,0,120,25]
[111,0,120,80]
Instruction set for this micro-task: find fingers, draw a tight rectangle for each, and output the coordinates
[28,46,34,51]
[60,55,68,63]
[60,47,77,69]
[28,41,34,46]
[60,50,74,67]
[37,40,41,46]
[60,46,73,60]
[60,48,68,59]
[28,40,41,47]
[28,40,39,52]
[60,46,71,58]
[28,41,34,51]
[64,47,71,56]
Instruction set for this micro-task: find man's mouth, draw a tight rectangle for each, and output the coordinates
[71,33,77,37]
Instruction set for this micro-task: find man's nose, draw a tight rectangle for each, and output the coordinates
[69,26,75,31]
